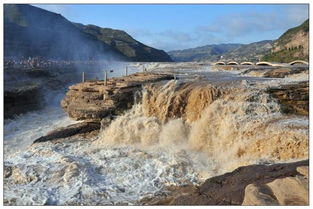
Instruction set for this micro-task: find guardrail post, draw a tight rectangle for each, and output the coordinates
[104,70,107,85]
[82,72,85,82]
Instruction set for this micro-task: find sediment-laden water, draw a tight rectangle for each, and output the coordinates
[3,62,309,205]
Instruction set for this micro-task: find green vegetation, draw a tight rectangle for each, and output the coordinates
[263,46,308,63]
[263,19,309,63]
[75,23,172,61]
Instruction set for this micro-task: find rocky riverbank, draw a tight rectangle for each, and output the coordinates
[4,66,78,119]
[142,160,308,205]
[4,63,309,206]
[4,83,42,119]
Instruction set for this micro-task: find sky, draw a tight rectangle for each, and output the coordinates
[34,4,309,52]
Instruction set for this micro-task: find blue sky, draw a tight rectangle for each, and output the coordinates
[34,4,308,51]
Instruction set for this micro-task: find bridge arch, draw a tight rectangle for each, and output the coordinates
[289,60,309,65]
[256,61,274,66]
[240,62,254,65]
[227,61,239,65]
[214,61,226,65]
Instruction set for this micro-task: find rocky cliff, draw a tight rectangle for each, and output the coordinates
[61,72,174,120]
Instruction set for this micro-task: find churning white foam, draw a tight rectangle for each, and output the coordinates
[4,138,210,205]
[4,106,78,157]
[3,63,309,205]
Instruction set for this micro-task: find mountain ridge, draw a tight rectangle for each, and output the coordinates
[168,43,243,62]
[168,19,308,63]
[75,23,172,62]
[4,4,172,62]
[263,19,309,63]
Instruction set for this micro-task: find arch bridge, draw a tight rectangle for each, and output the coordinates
[240,62,254,65]
[213,60,308,66]
[227,61,239,65]
[255,61,275,66]
[289,60,309,65]
[214,61,226,65]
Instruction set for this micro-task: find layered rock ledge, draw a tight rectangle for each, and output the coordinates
[61,72,174,120]
[267,81,309,115]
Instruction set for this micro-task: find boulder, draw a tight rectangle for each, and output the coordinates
[266,175,308,205]
[243,166,309,206]
[297,166,308,177]
[241,184,279,205]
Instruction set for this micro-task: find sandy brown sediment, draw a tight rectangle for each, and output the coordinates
[142,80,241,123]
[97,78,308,175]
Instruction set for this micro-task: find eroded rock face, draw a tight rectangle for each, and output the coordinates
[61,72,173,120]
[145,160,308,205]
[267,81,309,115]
[240,67,308,116]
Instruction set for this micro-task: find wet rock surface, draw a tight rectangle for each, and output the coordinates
[4,63,309,206]
[33,121,101,143]
[239,66,309,116]
[61,72,174,120]
[242,66,308,78]
[267,81,308,115]
[146,160,308,205]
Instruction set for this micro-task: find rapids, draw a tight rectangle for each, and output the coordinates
[3,62,309,205]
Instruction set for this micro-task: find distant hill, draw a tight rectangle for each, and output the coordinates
[168,20,309,63]
[168,41,273,62]
[168,43,242,62]
[75,24,172,62]
[222,40,273,62]
[4,4,172,62]
[263,19,309,63]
